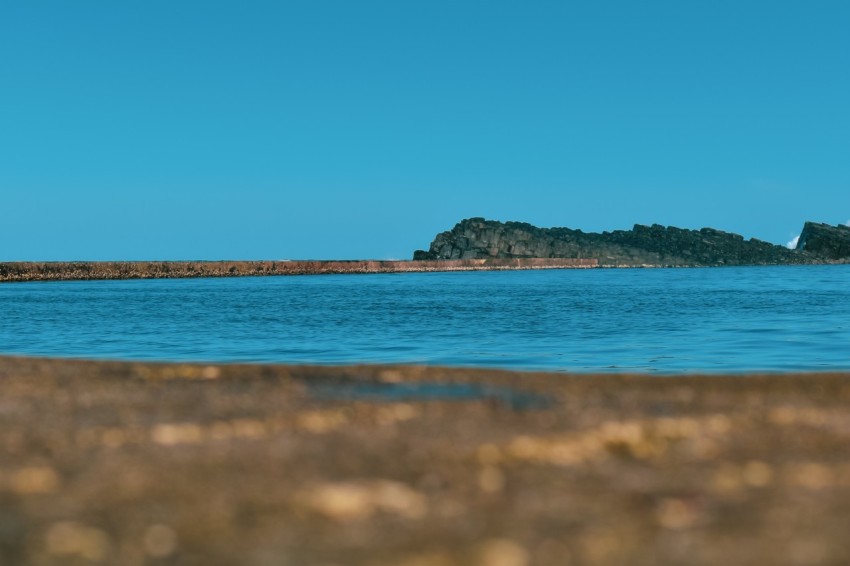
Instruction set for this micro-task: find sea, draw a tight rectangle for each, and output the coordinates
[1,265,849,374]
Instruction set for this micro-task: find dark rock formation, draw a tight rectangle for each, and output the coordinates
[414,218,840,266]
[796,222,850,260]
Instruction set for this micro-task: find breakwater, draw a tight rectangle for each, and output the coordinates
[0,258,598,283]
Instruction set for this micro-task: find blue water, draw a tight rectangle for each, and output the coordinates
[1,266,849,373]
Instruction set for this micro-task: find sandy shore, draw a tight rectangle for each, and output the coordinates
[0,259,598,283]
[1,356,849,565]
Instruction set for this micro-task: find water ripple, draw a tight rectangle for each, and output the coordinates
[1,265,850,373]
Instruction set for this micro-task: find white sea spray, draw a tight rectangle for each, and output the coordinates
[786,235,800,249]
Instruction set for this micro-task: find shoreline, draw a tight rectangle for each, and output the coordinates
[0,258,598,283]
[2,355,850,564]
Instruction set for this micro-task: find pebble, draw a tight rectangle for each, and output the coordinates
[144,524,178,557]
[9,466,59,495]
[476,539,530,566]
[303,480,427,521]
[46,522,110,561]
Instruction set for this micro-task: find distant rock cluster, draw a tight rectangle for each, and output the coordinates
[414,218,850,267]
[796,222,850,260]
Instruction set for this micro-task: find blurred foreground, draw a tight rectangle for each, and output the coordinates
[1,357,849,565]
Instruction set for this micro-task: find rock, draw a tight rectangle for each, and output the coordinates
[796,222,850,260]
[415,218,830,267]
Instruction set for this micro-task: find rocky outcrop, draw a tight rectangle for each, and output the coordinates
[414,218,844,266]
[796,222,850,260]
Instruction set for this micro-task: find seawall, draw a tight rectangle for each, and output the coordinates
[0,258,599,283]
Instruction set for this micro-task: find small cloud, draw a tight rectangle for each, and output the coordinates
[844,219,850,227]
[786,235,800,249]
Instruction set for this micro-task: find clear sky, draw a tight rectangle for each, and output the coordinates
[2,1,849,260]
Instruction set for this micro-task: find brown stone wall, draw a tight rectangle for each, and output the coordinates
[0,258,598,283]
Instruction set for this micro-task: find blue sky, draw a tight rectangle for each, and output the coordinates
[2,1,848,260]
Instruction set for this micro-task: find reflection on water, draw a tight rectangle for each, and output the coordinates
[1,265,850,373]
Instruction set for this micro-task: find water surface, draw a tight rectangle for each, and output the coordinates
[2,266,849,373]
